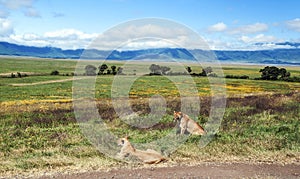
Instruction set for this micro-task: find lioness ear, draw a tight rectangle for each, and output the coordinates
[125,135,130,140]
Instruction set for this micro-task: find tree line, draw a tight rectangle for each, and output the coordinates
[224,66,299,82]
[84,64,123,76]
[257,66,300,82]
[50,64,300,82]
[149,64,216,77]
[9,63,299,83]
[148,64,300,82]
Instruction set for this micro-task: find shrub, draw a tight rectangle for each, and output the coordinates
[283,76,300,82]
[208,73,218,77]
[225,75,249,79]
[85,65,97,76]
[51,70,59,75]
[259,66,290,80]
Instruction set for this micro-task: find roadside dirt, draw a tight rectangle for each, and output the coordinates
[39,163,300,179]
[9,77,88,86]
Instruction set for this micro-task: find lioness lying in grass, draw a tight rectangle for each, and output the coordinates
[174,111,206,135]
[117,136,166,164]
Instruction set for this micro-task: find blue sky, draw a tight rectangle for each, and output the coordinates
[0,0,300,50]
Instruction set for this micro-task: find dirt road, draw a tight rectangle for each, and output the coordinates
[10,77,89,86]
[40,163,300,179]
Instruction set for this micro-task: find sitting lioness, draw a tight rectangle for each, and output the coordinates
[117,136,166,164]
[174,111,206,135]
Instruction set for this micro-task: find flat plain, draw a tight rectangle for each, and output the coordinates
[0,57,299,178]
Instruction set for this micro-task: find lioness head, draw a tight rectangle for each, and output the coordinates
[173,111,183,122]
[117,136,129,146]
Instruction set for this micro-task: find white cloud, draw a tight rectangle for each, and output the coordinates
[44,29,98,41]
[9,34,49,47]
[204,38,232,50]
[89,22,211,50]
[286,18,300,32]
[239,34,278,43]
[207,22,227,32]
[118,39,178,50]
[204,34,288,51]
[259,43,296,50]
[0,18,13,36]
[229,23,268,34]
[101,24,189,41]
[1,26,291,51]
[5,29,99,49]
[1,18,288,51]
[2,22,271,51]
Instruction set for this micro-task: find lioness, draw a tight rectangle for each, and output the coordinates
[117,136,166,164]
[174,111,206,135]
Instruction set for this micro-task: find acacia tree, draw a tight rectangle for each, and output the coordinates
[161,66,171,75]
[149,64,161,75]
[85,65,97,76]
[279,68,291,80]
[259,66,290,80]
[111,65,117,75]
[200,66,213,76]
[98,64,108,75]
[51,70,59,75]
[117,67,124,75]
[186,66,192,74]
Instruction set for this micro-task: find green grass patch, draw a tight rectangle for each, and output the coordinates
[1,57,300,101]
[0,57,77,74]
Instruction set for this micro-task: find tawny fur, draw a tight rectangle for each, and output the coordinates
[117,137,166,164]
[174,111,206,135]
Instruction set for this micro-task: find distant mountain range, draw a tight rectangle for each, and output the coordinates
[1,41,300,65]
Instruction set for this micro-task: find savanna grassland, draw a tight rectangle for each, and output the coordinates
[0,57,299,177]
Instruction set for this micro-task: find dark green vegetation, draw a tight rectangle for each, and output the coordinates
[258,66,300,82]
[259,66,290,80]
[0,57,300,177]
